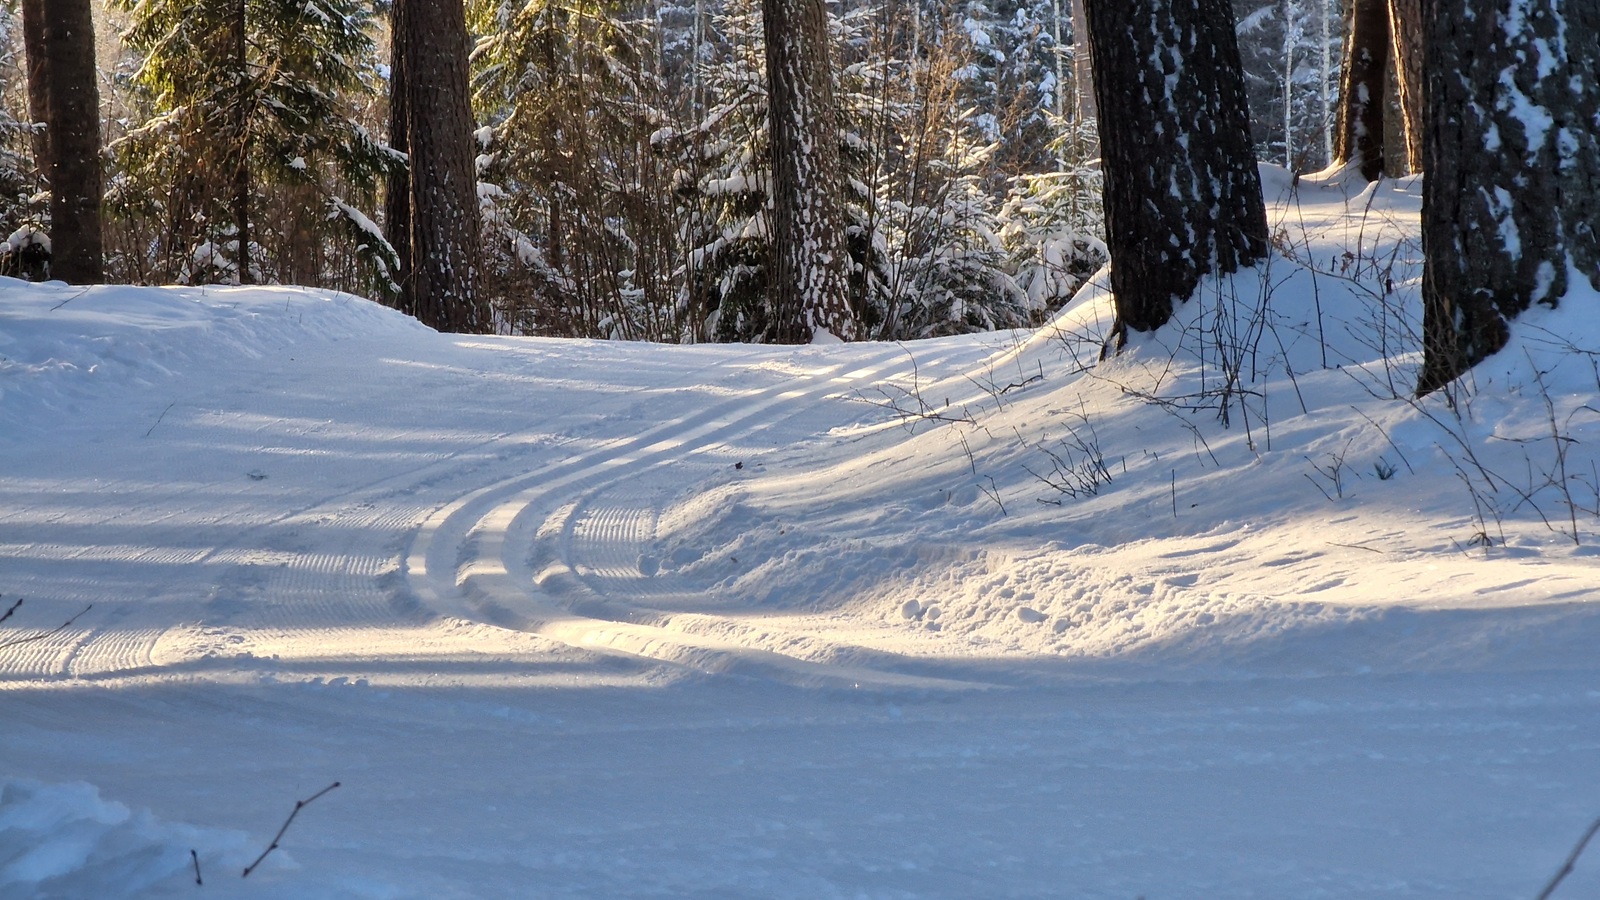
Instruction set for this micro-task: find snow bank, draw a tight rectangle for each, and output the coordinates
[0,779,253,898]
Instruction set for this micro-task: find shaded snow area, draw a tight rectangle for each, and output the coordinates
[3,165,1599,898]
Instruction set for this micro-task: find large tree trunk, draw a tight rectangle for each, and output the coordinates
[395,0,489,333]
[1418,0,1600,395]
[762,0,856,343]
[40,0,103,284]
[384,0,413,315]
[1386,0,1423,174]
[1334,0,1389,181]
[1084,0,1268,341]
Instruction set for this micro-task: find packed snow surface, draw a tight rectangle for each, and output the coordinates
[3,166,1599,898]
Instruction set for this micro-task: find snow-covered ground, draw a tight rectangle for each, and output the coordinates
[3,167,1598,898]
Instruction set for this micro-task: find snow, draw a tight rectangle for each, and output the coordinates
[3,168,1600,898]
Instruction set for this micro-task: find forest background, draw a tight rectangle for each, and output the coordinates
[0,0,1359,343]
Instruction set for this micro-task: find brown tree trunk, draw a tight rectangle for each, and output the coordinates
[40,0,103,283]
[383,0,413,314]
[1335,0,1389,181]
[1386,0,1423,174]
[762,0,856,343]
[231,0,253,284]
[1070,0,1094,127]
[1418,0,1600,394]
[1084,0,1268,341]
[20,0,49,179]
[395,0,489,333]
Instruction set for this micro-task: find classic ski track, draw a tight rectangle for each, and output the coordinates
[407,345,1002,692]
[0,431,508,682]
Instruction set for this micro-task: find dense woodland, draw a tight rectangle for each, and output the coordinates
[1,0,1595,393]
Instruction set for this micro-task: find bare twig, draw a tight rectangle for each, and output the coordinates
[1327,541,1384,553]
[0,603,93,650]
[0,596,20,627]
[191,849,203,886]
[1534,816,1600,900]
[242,782,341,878]
[145,402,176,438]
[49,287,91,311]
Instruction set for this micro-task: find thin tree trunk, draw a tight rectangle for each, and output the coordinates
[232,0,253,284]
[1070,0,1094,127]
[384,0,413,314]
[1281,0,1294,168]
[401,0,488,333]
[1084,0,1269,341]
[1334,0,1388,181]
[20,0,49,179]
[762,0,856,342]
[1321,0,1333,164]
[40,0,103,283]
[1385,0,1423,174]
[1417,0,1600,394]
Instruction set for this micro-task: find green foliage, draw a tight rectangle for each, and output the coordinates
[471,0,683,339]
[109,0,398,288]
[0,5,44,279]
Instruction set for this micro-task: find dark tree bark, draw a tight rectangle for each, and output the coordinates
[231,0,253,284]
[1334,0,1389,181]
[383,0,413,315]
[1418,0,1600,394]
[762,0,857,343]
[20,0,49,178]
[1386,0,1423,174]
[389,0,489,333]
[39,0,103,283]
[1084,0,1268,341]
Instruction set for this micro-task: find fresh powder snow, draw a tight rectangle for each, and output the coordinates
[2,165,1598,898]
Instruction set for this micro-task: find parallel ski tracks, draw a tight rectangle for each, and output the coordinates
[405,345,1000,692]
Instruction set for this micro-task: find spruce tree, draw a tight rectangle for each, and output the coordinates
[115,0,398,286]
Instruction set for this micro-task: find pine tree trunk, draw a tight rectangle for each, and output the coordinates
[231,0,253,284]
[1070,0,1094,126]
[1084,0,1268,340]
[1334,0,1389,181]
[1417,0,1600,394]
[20,0,49,179]
[762,0,856,343]
[40,0,103,284]
[1385,0,1423,174]
[397,0,489,333]
[384,0,413,315]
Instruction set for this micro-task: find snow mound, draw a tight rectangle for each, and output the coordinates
[0,779,254,898]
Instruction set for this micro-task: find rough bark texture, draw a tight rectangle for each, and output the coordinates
[383,0,413,315]
[1335,0,1389,181]
[394,0,489,333]
[1418,0,1600,394]
[762,0,857,343]
[1386,0,1423,173]
[231,0,253,284]
[1070,0,1095,126]
[1084,0,1269,339]
[20,0,49,178]
[40,0,103,283]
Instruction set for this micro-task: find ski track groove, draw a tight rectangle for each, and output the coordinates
[405,344,1005,691]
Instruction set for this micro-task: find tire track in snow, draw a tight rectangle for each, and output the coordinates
[405,345,1004,691]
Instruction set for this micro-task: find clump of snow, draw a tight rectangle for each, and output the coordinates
[0,779,252,897]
